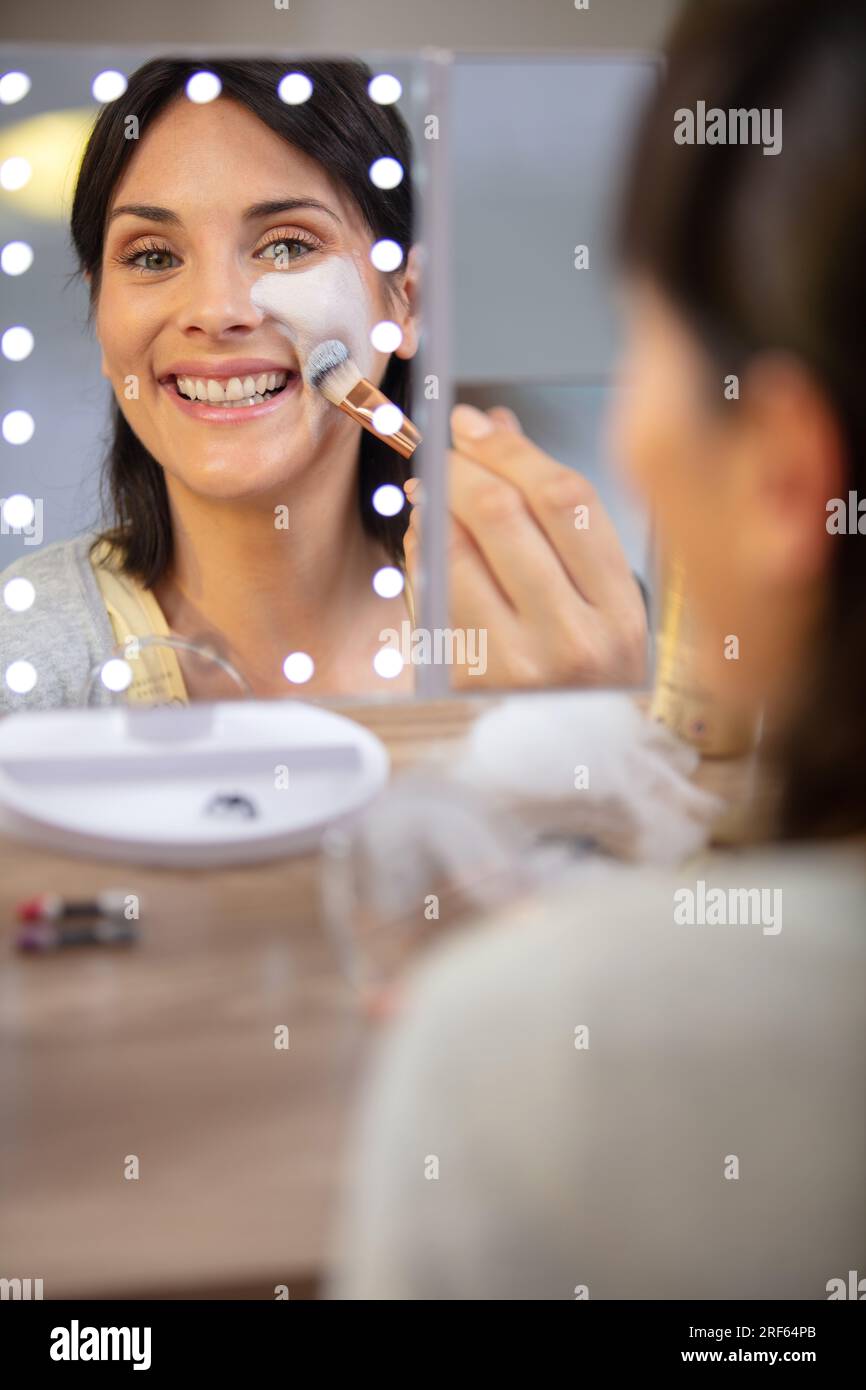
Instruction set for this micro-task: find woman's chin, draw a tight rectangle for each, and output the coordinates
[167,454,307,501]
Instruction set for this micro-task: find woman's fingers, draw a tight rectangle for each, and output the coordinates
[486,405,523,436]
[446,514,521,645]
[405,491,517,641]
[450,403,635,610]
[448,447,587,623]
[406,405,649,686]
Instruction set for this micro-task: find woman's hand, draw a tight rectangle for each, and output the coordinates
[403,403,648,690]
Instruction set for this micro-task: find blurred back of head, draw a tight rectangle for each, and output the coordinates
[618,0,866,841]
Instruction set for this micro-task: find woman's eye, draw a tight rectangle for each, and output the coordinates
[132,248,177,272]
[118,236,316,273]
[259,238,316,266]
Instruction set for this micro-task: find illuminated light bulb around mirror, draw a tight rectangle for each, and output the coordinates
[2,326,34,361]
[278,72,313,105]
[3,576,35,611]
[185,71,222,104]
[91,70,128,103]
[2,409,34,445]
[1,241,34,276]
[370,239,403,273]
[368,74,402,106]
[370,320,403,354]
[374,647,404,680]
[282,651,314,685]
[371,403,403,437]
[100,658,134,693]
[371,482,405,517]
[1,494,35,529]
[0,157,32,191]
[5,659,37,694]
[369,157,403,190]
[0,72,31,105]
[372,566,405,599]
[3,576,35,613]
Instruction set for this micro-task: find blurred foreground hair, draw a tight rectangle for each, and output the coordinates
[620,0,866,840]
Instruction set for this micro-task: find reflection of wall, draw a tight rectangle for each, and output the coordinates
[452,58,658,382]
[452,58,660,583]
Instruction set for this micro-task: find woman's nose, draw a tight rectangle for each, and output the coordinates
[173,256,263,337]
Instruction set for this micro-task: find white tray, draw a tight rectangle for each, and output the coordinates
[0,700,389,866]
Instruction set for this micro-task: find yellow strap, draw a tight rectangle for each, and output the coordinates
[89,539,189,706]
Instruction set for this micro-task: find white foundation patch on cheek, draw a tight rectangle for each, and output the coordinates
[250,255,376,378]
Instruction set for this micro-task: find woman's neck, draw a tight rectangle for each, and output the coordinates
[151,464,411,697]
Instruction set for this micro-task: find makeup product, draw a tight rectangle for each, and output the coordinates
[651,553,761,758]
[15,889,135,923]
[16,918,140,952]
[250,260,375,377]
[304,339,421,460]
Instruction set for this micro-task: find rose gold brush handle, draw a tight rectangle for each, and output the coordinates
[341,379,422,460]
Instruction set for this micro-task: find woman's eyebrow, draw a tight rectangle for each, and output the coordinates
[244,198,342,225]
[108,198,342,226]
[109,203,182,226]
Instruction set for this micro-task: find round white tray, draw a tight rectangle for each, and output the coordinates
[0,700,389,866]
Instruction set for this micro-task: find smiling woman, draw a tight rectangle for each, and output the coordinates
[0,58,420,709]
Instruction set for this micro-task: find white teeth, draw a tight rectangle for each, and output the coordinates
[174,371,288,405]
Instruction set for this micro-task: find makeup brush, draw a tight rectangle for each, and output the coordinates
[304,339,421,460]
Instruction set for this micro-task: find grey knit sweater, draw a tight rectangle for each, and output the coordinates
[0,534,118,713]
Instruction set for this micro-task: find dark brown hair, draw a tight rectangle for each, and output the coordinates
[619,0,866,841]
[70,57,414,585]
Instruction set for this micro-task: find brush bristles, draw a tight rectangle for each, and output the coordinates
[305,338,363,404]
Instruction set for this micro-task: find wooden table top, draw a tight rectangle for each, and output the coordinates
[0,695,755,1299]
[0,697,488,1299]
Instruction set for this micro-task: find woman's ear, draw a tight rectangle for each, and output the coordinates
[393,242,421,361]
[86,275,110,380]
[736,352,847,589]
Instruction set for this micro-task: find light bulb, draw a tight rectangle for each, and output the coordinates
[368,75,402,106]
[186,72,222,104]
[373,566,405,599]
[5,659,37,694]
[91,70,128,102]
[282,651,314,684]
[372,483,405,516]
[369,157,403,190]
[3,577,35,611]
[370,239,403,272]
[2,326,34,361]
[278,72,313,105]
[372,403,403,437]
[370,321,403,354]
[374,648,404,679]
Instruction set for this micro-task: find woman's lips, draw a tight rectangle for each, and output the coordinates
[160,373,301,423]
